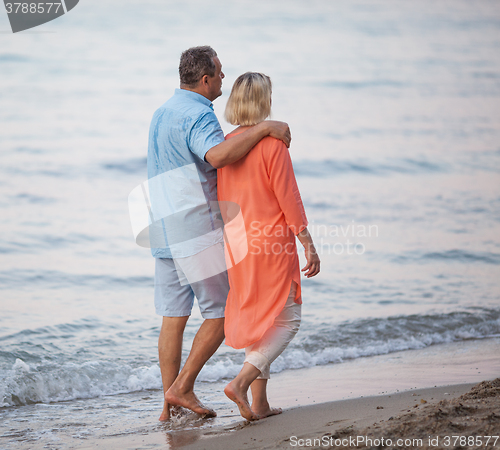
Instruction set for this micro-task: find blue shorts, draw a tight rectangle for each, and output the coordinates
[154,257,228,319]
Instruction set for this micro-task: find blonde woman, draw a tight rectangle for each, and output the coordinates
[217,72,320,420]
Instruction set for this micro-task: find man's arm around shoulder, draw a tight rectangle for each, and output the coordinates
[205,121,291,169]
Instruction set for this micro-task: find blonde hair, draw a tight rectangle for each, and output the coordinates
[224,72,272,126]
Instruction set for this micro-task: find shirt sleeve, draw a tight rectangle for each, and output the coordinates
[187,110,224,162]
[264,138,308,235]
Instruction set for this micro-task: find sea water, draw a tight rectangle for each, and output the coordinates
[1,0,499,448]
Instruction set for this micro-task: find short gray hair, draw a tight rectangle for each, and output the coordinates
[179,46,217,87]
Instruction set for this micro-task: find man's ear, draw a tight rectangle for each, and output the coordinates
[200,74,209,86]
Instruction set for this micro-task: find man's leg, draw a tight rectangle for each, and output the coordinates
[165,244,228,416]
[158,316,189,421]
[165,317,225,416]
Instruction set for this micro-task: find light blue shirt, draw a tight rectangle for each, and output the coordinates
[147,89,225,258]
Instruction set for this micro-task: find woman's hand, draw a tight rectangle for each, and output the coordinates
[297,227,320,278]
[302,246,320,278]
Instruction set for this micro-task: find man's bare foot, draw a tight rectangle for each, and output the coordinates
[159,405,170,422]
[252,402,282,418]
[165,386,216,418]
[224,381,260,421]
[159,405,186,421]
[159,402,184,421]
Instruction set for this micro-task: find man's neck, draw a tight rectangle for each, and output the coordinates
[180,84,211,101]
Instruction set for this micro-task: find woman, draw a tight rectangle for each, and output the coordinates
[218,72,320,421]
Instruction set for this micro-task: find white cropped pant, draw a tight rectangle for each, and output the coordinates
[244,282,301,379]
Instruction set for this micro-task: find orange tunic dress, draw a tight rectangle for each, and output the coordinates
[217,133,308,349]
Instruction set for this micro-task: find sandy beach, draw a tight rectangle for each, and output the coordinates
[82,379,500,450]
[180,380,500,450]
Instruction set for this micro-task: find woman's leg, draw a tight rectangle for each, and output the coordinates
[225,281,301,420]
[224,362,261,421]
[249,379,282,418]
[245,282,301,416]
[245,281,301,378]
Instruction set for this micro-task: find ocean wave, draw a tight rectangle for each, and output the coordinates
[300,308,499,352]
[14,146,45,154]
[101,157,147,174]
[0,269,153,289]
[318,79,406,90]
[99,155,447,177]
[1,308,498,407]
[0,359,162,407]
[293,157,447,177]
[0,54,31,63]
[293,149,500,178]
[4,150,498,181]
[209,307,500,376]
[391,249,500,265]
[0,319,102,345]
[203,308,500,377]
[12,193,56,204]
[252,308,500,372]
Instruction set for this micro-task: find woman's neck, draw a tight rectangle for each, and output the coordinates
[231,125,256,135]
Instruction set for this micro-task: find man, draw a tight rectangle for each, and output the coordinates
[147,46,291,421]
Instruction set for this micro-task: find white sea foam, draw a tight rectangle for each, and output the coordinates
[12,358,30,372]
[0,360,162,408]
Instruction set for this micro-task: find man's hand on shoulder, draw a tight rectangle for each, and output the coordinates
[264,120,291,148]
[206,120,291,169]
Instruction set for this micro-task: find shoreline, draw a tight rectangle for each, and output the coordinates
[75,338,500,450]
[84,381,499,450]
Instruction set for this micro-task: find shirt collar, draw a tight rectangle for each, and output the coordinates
[175,88,214,110]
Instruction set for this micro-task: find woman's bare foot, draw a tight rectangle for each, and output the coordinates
[252,401,282,418]
[165,386,216,418]
[224,380,260,421]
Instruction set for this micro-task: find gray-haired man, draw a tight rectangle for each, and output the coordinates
[147,46,291,420]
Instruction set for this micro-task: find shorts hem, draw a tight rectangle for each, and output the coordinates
[155,310,192,318]
[200,309,225,320]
